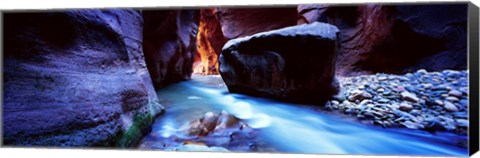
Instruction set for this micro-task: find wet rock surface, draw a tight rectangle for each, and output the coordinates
[3,10,163,147]
[216,7,297,39]
[193,9,228,75]
[143,10,200,88]
[138,111,265,152]
[322,69,468,135]
[298,4,467,76]
[219,22,340,103]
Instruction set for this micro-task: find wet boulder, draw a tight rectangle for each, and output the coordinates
[219,22,340,103]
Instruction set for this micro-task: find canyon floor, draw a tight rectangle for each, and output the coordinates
[137,70,468,156]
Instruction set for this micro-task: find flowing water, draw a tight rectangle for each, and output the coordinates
[139,75,468,156]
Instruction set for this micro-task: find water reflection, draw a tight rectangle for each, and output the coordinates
[139,75,467,156]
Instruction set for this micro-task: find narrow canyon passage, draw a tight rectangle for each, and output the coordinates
[137,75,467,156]
[2,4,471,156]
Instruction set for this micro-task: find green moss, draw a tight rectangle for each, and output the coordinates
[115,111,154,148]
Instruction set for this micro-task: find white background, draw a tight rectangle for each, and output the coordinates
[1,0,479,158]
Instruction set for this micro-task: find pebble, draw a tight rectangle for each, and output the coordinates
[331,100,339,105]
[347,90,372,101]
[446,96,459,102]
[448,90,463,97]
[401,91,419,103]
[378,76,387,81]
[399,102,413,111]
[330,70,468,135]
[456,119,469,128]
[443,101,459,112]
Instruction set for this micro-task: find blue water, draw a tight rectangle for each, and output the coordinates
[140,75,468,156]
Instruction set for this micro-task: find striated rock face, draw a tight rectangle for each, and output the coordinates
[193,7,297,76]
[193,9,228,75]
[298,4,467,76]
[143,10,200,88]
[3,10,163,147]
[216,7,298,39]
[219,22,340,103]
[393,4,467,72]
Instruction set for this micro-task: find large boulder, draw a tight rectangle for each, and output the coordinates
[298,4,467,75]
[219,22,340,103]
[3,10,163,147]
[142,10,200,88]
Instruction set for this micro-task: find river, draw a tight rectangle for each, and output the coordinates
[138,75,468,156]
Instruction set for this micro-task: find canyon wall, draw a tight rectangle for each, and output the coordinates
[298,4,468,76]
[3,10,163,147]
[193,7,298,75]
[194,9,227,75]
[143,10,200,88]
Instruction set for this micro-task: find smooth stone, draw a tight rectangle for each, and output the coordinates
[409,109,422,116]
[378,76,387,81]
[401,91,419,103]
[446,96,459,102]
[456,119,469,128]
[347,90,372,101]
[452,112,468,119]
[459,99,468,106]
[377,98,390,103]
[331,100,339,105]
[443,101,459,112]
[448,90,463,97]
[176,144,229,152]
[401,121,423,129]
[399,102,413,111]
[434,100,444,106]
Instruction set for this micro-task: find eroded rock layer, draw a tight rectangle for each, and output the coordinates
[193,9,228,75]
[3,10,163,147]
[143,10,200,88]
[298,4,467,76]
[219,22,340,103]
[216,7,298,39]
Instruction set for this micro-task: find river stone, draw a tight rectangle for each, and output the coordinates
[446,96,459,102]
[348,90,373,101]
[215,110,240,131]
[219,22,340,103]
[175,144,229,152]
[448,90,463,97]
[434,100,444,106]
[456,119,469,128]
[444,101,459,112]
[401,91,419,103]
[399,102,413,111]
[378,76,388,81]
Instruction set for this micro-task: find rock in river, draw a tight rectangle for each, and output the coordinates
[219,22,340,103]
[401,91,419,103]
[444,101,459,112]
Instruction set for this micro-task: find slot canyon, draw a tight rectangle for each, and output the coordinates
[2,4,471,156]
